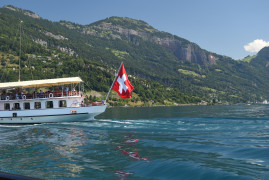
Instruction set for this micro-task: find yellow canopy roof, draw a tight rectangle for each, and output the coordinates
[0,77,83,89]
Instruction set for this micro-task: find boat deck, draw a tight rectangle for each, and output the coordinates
[0,91,82,101]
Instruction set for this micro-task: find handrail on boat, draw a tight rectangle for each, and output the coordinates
[0,100,105,111]
[81,102,104,107]
[0,90,82,101]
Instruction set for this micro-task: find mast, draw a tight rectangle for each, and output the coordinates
[19,20,23,82]
[105,62,123,102]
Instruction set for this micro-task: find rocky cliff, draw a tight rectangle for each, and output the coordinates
[63,17,218,66]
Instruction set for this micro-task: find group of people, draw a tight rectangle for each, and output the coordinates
[1,89,26,100]
[0,86,75,100]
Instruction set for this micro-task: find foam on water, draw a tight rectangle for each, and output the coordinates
[0,105,269,179]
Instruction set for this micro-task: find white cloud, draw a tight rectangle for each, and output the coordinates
[244,39,269,53]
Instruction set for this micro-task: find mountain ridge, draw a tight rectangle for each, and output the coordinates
[62,16,222,66]
[1,5,269,105]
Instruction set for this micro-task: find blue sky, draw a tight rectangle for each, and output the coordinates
[1,0,268,60]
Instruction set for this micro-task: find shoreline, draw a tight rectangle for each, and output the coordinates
[107,103,215,108]
[106,103,261,108]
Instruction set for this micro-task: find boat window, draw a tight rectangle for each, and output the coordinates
[24,102,30,110]
[4,103,10,110]
[14,103,21,110]
[35,102,41,109]
[46,101,53,108]
[59,100,67,107]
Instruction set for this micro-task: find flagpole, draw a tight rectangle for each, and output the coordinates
[105,62,123,102]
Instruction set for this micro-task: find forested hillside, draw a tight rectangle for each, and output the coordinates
[1,5,269,105]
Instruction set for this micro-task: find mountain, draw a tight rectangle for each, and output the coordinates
[63,17,218,66]
[1,5,269,105]
[250,47,269,67]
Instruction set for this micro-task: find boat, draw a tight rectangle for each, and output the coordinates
[0,77,107,124]
[0,21,107,124]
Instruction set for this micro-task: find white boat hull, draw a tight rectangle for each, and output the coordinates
[0,105,107,124]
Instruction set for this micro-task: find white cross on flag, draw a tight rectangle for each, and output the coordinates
[112,63,134,98]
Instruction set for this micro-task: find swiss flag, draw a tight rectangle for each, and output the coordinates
[112,63,134,98]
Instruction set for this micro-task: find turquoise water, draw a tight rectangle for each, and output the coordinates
[0,105,269,179]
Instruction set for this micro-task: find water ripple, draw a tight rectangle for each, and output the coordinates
[0,105,269,179]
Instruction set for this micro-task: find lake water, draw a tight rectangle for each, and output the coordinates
[0,105,269,179]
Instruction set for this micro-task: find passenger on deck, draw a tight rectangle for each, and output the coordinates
[55,87,59,97]
[1,90,6,100]
[33,91,37,99]
[39,90,43,98]
[65,86,69,96]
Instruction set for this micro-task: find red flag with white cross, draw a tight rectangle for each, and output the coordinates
[112,63,134,98]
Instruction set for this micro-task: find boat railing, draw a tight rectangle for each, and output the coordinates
[0,91,82,101]
[80,102,105,107]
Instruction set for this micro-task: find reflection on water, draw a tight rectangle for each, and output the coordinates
[114,169,134,178]
[0,105,269,179]
[0,124,111,178]
[113,134,149,178]
[115,136,148,162]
